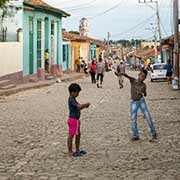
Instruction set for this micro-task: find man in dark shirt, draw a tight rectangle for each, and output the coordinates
[121,70,157,141]
[115,60,126,89]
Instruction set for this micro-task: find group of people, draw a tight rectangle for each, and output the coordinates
[75,58,88,74]
[67,58,157,157]
[89,57,105,88]
[75,55,109,89]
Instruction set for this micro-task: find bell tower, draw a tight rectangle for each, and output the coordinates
[79,18,89,36]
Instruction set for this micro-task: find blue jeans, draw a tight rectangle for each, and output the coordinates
[130,97,156,138]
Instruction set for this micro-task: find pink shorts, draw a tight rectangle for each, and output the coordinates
[68,117,81,135]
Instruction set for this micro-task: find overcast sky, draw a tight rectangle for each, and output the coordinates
[44,0,173,41]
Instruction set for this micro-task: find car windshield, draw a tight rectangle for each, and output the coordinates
[153,64,167,70]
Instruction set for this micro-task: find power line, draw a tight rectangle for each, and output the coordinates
[88,0,124,19]
[158,0,172,37]
[119,24,154,39]
[51,0,76,6]
[64,0,98,11]
[160,19,169,36]
[119,29,155,40]
[111,14,156,38]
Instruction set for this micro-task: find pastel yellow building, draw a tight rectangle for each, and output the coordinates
[63,31,106,71]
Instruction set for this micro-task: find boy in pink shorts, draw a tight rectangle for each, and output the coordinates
[67,83,90,157]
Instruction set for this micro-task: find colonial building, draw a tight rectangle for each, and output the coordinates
[23,0,70,81]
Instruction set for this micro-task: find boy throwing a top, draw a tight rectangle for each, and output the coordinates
[121,70,157,141]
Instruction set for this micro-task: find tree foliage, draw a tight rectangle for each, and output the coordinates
[0,0,9,8]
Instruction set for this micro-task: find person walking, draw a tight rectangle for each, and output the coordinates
[96,57,105,88]
[120,69,157,141]
[82,60,88,74]
[166,60,173,84]
[115,60,125,89]
[90,61,96,84]
[67,83,90,157]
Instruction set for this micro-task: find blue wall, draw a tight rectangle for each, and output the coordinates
[62,44,71,71]
[23,10,63,76]
[90,44,97,61]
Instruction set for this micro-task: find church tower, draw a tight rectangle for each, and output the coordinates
[79,18,89,36]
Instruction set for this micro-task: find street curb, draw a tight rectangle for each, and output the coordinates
[0,81,55,96]
[0,74,88,97]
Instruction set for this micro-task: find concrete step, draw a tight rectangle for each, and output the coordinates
[29,77,39,82]
[45,74,55,80]
[0,84,16,90]
[0,80,11,88]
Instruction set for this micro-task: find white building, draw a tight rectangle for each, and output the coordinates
[0,0,23,83]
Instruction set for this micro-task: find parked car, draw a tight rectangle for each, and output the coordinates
[150,63,167,82]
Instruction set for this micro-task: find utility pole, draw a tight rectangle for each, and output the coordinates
[173,0,179,89]
[155,1,161,41]
[145,24,158,62]
[154,27,158,63]
[121,47,124,60]
[107,32,110,58]
[138,0,161,41]
[134,40,137,69]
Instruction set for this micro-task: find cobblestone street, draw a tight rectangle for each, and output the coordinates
[0,71,180,180]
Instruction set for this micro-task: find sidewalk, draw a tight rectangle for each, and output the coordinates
[0,72,88,96]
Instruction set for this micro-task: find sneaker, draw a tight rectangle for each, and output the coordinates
[152,133,157,139]
[79,150,87,155]
[149,134,157,142]
[130,137,140,142]
[72,152,82,157]
[97,84,99,88]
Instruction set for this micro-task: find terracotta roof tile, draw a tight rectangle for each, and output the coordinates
[62,31,106,48]
[128,48,160,59]
[25,0,51,8]
[161,32,180,45]
[24,0,70,17]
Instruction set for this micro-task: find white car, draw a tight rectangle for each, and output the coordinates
[150,63,167,82]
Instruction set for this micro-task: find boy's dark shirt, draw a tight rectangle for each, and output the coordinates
[130,77,146,100]
[68,97,80,119]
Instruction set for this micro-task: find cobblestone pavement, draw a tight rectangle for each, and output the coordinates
[0,71,180,180]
